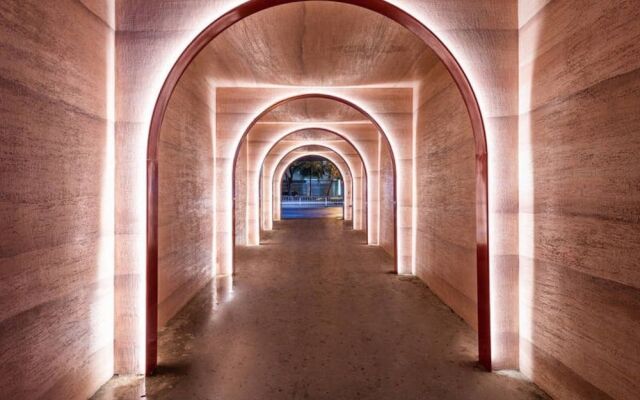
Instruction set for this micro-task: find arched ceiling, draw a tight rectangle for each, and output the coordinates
[258,98,368,123]
[195,1,438,87]
[290,144,344,154]
[279,129,351,142]
[277,147,351,180]
[246,98,384,156]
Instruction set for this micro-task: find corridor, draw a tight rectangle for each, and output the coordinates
[94,220,545,399]
[2,1,639,399]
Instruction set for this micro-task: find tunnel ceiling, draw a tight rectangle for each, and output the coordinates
[196,1,437,87]
[257,98,369,123]
[279,128,356,141]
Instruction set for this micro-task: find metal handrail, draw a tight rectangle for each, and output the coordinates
[281,195,343,202]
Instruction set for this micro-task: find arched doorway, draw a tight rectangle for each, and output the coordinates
[146,0,489,373]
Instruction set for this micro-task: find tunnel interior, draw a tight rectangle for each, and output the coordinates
[157,0,476,374]
[2,1,638,399]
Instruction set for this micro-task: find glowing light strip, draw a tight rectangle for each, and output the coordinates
[95,24,115,368]
[209,89,217,277]
[517,17,544,373]
[255,120,370,125]
[377,133,382,245]
[411,86,419,275]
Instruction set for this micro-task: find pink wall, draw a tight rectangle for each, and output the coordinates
[378,135,395,257]
[518,1,640,399]
[234,138,248,245]
[1,2,637,399]
[414,63,477,328]
[0,1,115,398]
[158,62,215,326]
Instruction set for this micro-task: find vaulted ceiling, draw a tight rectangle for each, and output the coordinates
[195,1,438,87]
[257,98,369,123]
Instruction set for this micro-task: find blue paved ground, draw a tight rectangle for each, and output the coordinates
[281,206,343,219]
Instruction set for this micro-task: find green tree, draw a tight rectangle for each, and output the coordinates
[325,162,341,196]
[283,158,341,196]
[295,160,324,196]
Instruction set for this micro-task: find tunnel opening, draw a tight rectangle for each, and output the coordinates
[279,155,345,220]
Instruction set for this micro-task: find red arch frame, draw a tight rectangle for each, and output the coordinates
[253,128,372,239]
[146,0,490,374]
[271,146,354,223]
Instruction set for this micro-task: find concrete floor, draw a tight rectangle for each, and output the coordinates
[93,219,547,400]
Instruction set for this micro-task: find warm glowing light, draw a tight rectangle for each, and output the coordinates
[517,16,543,373]
[209,88,217,277]
[213,274,235,310]
[411,87,419,276]
[376,134,382,245]
[255,120,369,125]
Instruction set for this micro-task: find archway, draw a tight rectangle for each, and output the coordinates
[271,148,355,224]
[146,0,489,374]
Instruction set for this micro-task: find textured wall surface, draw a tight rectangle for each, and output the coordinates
[234,138,248,246]
[0,0,115,398]
[414,63,477,328]
[158,62,214,326]
[3,2,638,399]
[378,135,395,257]
[518,1,640,399]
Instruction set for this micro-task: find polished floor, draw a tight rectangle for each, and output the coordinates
[93,219,547,399]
